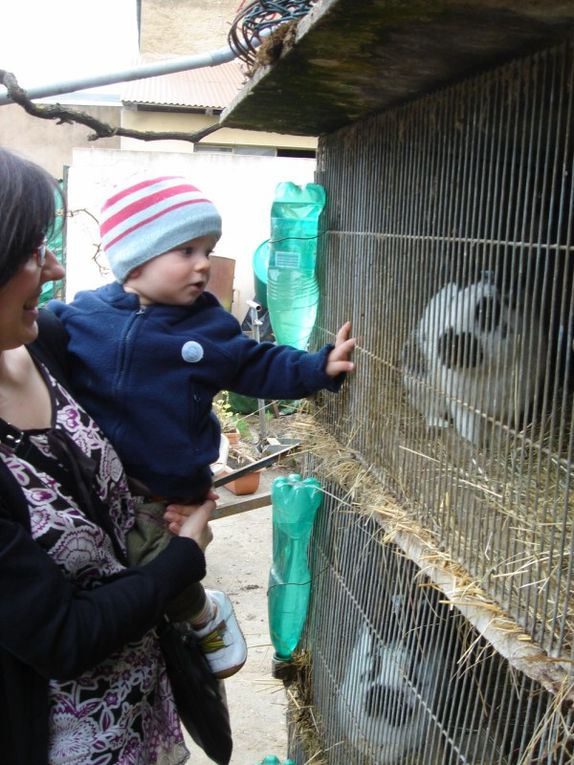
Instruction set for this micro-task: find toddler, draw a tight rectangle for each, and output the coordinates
[50,174,355,678]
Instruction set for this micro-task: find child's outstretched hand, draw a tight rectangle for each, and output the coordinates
[325,321,356,378]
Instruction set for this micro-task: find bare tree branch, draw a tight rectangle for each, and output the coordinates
[0,69,222,144]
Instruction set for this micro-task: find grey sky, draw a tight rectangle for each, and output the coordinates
[0,0,138,95]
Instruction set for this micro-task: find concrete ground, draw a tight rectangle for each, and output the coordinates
[183,467,289,765]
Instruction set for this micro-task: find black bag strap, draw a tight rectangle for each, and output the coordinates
[0,459,32,529]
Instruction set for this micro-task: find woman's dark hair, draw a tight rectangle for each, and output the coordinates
[0,147,65,287]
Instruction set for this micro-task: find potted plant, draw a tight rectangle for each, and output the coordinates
[212,392,264,494]
[213,391,242,443]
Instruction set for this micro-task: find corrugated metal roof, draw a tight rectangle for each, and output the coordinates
[122,56,245,110]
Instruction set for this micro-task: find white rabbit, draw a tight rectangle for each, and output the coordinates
[337,623,445,763]
[401,274,548,445]
[401,284,457,433]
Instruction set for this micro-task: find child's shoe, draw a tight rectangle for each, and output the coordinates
[193,589,247,679]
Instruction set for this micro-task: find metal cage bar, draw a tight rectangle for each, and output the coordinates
[313,40,574,661]
[293,486,573,763]
[299,37,574,765]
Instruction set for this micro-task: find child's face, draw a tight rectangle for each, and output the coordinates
[124,234,217,306]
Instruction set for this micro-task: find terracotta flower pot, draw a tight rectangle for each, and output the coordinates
[224,429,241,445]
[222,465,262,495]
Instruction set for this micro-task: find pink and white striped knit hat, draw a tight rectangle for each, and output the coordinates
[100,175,222,282]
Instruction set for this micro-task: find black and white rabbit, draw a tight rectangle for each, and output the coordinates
[337,621,445,763]
[401,283,456,434]
[401,273,548,445]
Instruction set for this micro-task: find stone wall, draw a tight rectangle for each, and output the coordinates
[140,0,240,56]
[0,103,121,177]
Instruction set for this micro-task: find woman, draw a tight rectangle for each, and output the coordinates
[0,147,214,764]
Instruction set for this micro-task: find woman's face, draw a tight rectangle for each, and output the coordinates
[0,246,65,351]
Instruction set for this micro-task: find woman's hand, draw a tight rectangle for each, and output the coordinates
[164,492,218,551]
[163,490,219,534]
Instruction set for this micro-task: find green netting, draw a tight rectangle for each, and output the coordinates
[39,183,66,306]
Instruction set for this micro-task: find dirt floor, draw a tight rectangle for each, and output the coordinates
[183,466,290,764]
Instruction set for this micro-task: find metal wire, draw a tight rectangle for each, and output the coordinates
[293,486,573,763]
[294,37,574,764]
[313,39,574,662]
[228,0,317,66]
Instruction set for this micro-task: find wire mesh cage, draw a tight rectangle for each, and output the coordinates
[289,494,573,764]
[283,36,574,765]
[311,40,574,665]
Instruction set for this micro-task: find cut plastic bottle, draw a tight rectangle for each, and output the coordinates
[267,182,327,350]
[268,473,322,662]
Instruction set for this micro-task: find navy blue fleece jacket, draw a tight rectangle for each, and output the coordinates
[50,283,343,497]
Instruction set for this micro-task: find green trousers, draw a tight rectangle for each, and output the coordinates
[126,500,207,623]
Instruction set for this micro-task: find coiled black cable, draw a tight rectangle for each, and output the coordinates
[228,0,316,66]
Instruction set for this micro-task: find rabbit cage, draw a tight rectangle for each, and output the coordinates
[283,37,574,765]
